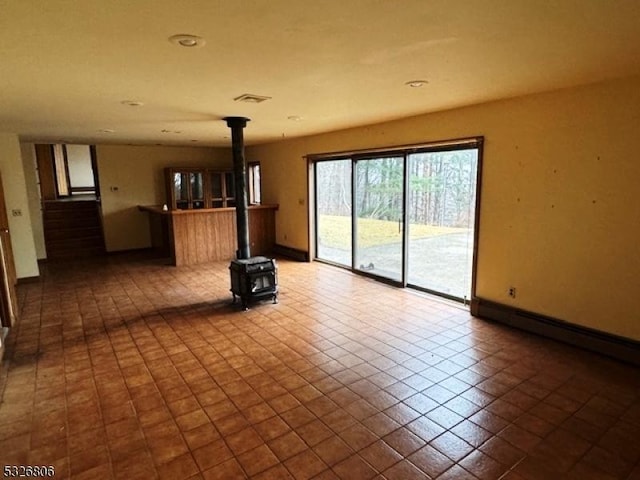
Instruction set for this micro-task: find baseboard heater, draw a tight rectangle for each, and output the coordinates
[473,298,640,366]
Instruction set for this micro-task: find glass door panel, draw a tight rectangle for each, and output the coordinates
[190,172,204,208]
[225,172,236,207]
[174,172,189,209]
[210,172,223,207]
[407,149,478,301]
[315,160,352,267]
[355,157,404,282]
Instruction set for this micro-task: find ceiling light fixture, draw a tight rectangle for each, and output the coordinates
[99,129,115,133]
[169,34,206,48]
[405,80,428,88]
[234,93,272,103]
[121,100,144,107]
[287,115,302,121]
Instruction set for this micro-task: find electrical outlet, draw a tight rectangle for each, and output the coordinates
[11,209,22,217]
[508,287,517,298]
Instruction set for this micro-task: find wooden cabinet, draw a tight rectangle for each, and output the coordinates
[166,168,237,210]
[166,168,207,210]
[209,171,236,208]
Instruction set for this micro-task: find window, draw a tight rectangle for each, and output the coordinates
[52,144,96,197]
[248,162,261,204]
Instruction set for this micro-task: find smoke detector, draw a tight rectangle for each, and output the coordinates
[234,94,272,103]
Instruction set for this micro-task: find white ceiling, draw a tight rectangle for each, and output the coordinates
[2,0,640,147]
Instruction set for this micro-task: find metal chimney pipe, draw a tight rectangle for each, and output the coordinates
[224,116,251,259]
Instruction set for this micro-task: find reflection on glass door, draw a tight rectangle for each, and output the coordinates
[407,149,478,301]
[315,160,352,267]
[355,157,404,282]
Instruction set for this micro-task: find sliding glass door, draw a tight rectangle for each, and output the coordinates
[355,157,404,282]
[315,159,352,267]
[407,149,478,301]
[314,139,481,303]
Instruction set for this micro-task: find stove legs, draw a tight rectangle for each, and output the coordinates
[232,292,274,310]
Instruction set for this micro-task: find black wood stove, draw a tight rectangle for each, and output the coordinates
[225,116,278,310]
[229,256,278,310]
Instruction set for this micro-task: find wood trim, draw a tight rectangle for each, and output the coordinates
[69,186,96,193]
[470,141,484,301]
[273,244,309,262]
[35,144,57,200]
[474,297,640,366]
[0,328,6,365]
[0,172,18,329]
[62,144,72,196]
[90,145,101,199]
[306,136,484,161]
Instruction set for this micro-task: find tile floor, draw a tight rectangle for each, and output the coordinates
[1,254,639,479]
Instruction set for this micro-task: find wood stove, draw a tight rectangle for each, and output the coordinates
[229,256,278,310]
[224,116,278,310]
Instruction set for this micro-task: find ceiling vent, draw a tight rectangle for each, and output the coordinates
[234,94,272,104]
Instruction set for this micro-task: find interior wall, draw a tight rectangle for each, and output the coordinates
[248,75,640,341]
[19,143,46,260]
[96,144,231,252]
[0,133,39,278]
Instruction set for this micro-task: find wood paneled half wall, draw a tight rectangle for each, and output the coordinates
[139,204,277,266]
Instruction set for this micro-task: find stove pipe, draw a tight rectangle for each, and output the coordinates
[224,116,251,260]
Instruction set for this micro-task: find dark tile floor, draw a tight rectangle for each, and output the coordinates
[1,254,639,479]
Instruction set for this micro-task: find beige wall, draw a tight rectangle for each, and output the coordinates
[96,144,231,252]
[0,133,39,278]
[248,75,640,341]
[19,143,46,260]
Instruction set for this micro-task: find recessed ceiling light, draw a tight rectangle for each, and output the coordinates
[121,100,144,107]
[405,80,428,88]
[287,115,302,121]
[169,34,206,48]
[234,93,272,103]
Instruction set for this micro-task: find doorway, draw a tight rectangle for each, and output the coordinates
[313,138,482,303]
[35,143,105,259]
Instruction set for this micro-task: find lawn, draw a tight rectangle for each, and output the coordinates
[318,215,467,249]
